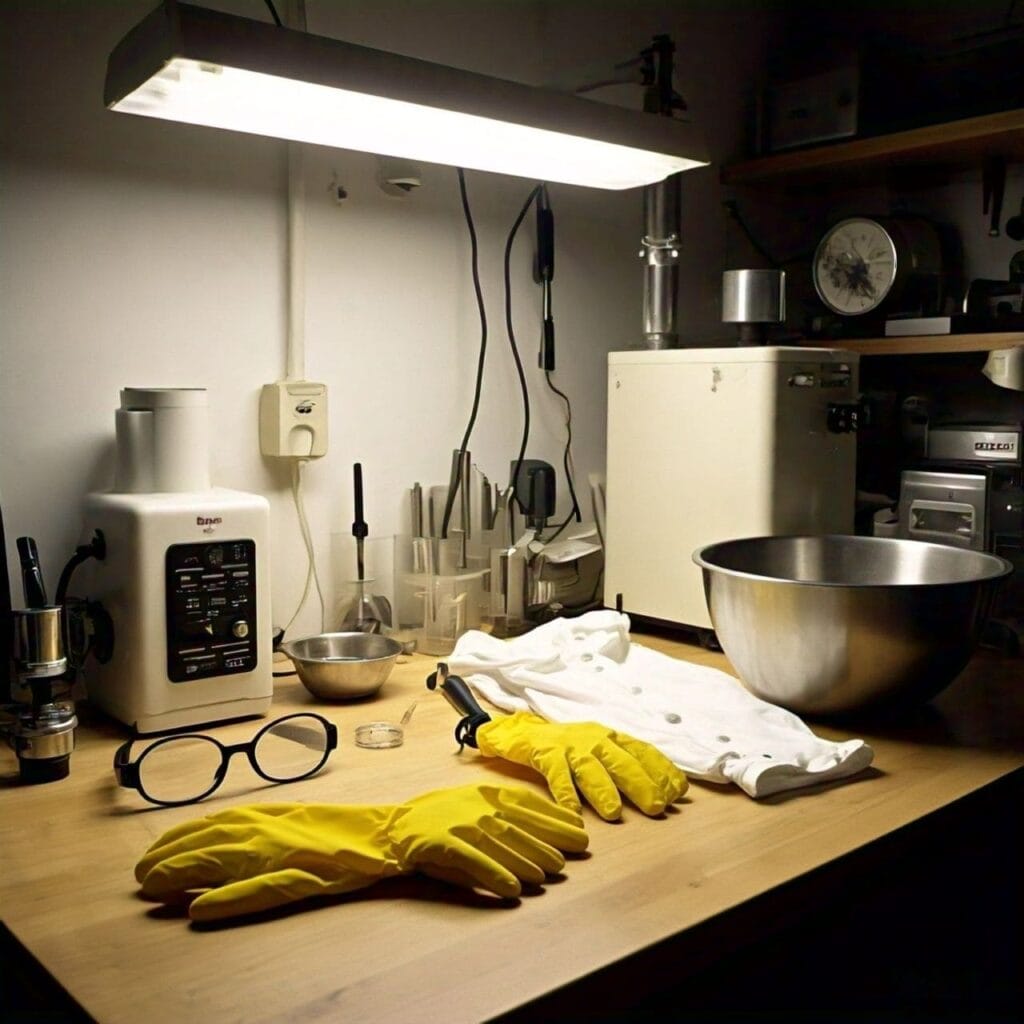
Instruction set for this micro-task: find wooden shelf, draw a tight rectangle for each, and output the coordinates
[813,332,1024,356]
[722,109,1024,186]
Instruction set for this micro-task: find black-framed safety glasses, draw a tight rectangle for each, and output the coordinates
[113,712,338,807]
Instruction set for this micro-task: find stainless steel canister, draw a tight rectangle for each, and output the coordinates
[12,607,67,679]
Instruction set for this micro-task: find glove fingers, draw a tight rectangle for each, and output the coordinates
[137,814,253,862]
[492,784,587,827]
[472,830,551,888]
[139,842,269,900]
[616,734,689,803]
[564,752,624,821]
[187,868,369,922]
[588,741,668,817]
[479,819,568,877]
[136,823,263,882]
[410,835,525,898]
[530,749,584,814]
[490,790,590,854]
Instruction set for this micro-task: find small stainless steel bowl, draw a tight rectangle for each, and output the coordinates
[279,632,403,700]
[694,535,1013,717]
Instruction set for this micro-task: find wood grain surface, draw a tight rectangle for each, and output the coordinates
[1,634,1021,1023]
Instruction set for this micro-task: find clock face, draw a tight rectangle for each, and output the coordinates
[813,218,898,316]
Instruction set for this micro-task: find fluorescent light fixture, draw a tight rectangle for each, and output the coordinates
[105,1,708,190]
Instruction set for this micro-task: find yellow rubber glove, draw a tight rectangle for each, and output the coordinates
[135,783,588,922]
[475,712,688,821]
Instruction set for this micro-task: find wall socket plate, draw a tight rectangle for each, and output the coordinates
[259,380,328,458]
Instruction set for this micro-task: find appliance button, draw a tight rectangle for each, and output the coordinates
[231,620,250,639]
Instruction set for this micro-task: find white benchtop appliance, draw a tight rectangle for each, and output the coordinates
[604,347,859,641]
[80,388,273,734]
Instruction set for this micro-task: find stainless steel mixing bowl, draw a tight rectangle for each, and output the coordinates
[693,535,1013,716]
[279,632,403,700]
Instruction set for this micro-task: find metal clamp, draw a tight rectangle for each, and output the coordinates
[425,662,491,750]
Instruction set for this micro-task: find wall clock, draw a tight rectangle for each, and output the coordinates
[812,216,944,319]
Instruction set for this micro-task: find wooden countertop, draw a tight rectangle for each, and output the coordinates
[1,634,1022,1023]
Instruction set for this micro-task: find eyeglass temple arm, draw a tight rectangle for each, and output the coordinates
[112,740,139,790]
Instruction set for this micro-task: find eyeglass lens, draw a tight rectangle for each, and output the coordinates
[255,717,332,782]
[136,715,332,804]
[138,736,223,805]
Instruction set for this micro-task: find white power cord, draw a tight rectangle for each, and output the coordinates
[283,458,326,636]
[284,460,323,634]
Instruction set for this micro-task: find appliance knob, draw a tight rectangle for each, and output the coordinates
[231,620,250,639]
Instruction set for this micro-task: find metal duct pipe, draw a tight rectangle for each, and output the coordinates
[641,172,682,349]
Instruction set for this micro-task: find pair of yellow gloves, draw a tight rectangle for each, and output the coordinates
[135,713,688,922]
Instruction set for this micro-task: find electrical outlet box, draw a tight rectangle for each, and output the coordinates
[259,381,328,458]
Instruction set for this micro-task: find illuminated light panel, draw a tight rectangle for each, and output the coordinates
[106,4,708,190]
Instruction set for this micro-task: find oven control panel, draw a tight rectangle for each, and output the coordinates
[166,540,257,683]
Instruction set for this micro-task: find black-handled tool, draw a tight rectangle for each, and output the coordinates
[536,186,555,371]
[16,536,48,608]
[352,463,368,581]
[425,662,491,749]
[536,186,554,284]
[352,463,367,539]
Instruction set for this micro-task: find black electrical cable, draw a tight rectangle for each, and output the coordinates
[54,531,106,608]
[723,199,813,268]
[506,184,543,517]
[544,371,581,528]
[723,199,779,266]
[440,168,489,540]
[263,0,284,27]
[533,186,580,534]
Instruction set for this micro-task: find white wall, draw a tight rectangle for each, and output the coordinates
[0,0,770,637]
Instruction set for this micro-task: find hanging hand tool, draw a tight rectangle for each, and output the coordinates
[535,185,555,371]
[983,157,1006,238]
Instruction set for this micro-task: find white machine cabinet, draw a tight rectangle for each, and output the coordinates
[79,388,273,734]
[604,347,859,634]
[82,489,273,734]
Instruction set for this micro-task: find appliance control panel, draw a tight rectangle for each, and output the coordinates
[166,540,258,683]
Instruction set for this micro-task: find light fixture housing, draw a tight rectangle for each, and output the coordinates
[104,1,709,190]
